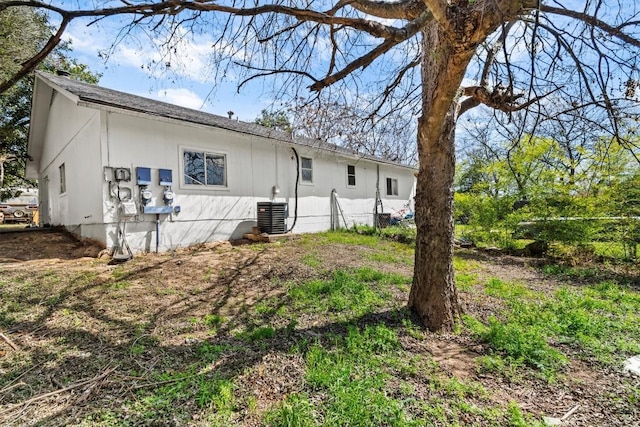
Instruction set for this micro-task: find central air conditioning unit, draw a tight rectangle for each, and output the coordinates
[257,202,288,234]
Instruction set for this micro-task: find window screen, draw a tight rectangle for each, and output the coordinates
[184,151,226,186]
[386,177,398,196]
[347,165,356,186]
[301,157,313,182]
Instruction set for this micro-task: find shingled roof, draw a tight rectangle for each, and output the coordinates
[36,71,414,169]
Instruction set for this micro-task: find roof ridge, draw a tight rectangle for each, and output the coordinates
[36,71,415,169]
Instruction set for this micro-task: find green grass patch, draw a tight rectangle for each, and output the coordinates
[292,323,540,426]
[378,226,417,244]
[484,278,533,299]
[544,281,640,361]
[301,230,381,248]
[287,268,407,318]
[131,370,235,424]
[466,315,568,378]
[110,266,129,280]
[466,277,640,378]
[264,393,316,427]
[203,314,224,329]
[300,252,322,267]
[236,326,276,342]
[592,241,628,259]
[303,324,418,427]
[453,256,481,274]
[196,342,231,362]
[541,264,602,280]
[455,273,478,292]
[109,280,131,290]
[195,375,235,411]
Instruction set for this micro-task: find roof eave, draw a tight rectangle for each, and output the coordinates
[35,71,416,171]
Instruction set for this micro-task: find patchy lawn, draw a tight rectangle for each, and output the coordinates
[0,229,639,426]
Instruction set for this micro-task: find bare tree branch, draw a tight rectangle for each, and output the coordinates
[344,0,426,20]
[541,4,640,48]
[309,11,430,91]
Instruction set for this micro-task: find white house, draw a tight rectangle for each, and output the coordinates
[27,71,416,254]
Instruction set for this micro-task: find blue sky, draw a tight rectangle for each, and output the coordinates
[50,0,421,127]
[50,0,639,147]
[62,16,276,122]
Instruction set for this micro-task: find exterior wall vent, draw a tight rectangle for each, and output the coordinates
[257,202,288,234]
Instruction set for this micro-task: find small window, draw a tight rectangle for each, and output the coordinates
[347,165,356,187]
[183,150,227,187]
[301,157,313,183]
[386,177,398,196]
[59,163,66,194]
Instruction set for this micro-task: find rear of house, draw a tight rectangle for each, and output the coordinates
[27,72,416,254]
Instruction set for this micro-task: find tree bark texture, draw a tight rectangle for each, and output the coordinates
[409,22,474,332]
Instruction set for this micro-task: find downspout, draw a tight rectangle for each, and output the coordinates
[287,147,300,233]
[375,164,382,229]
[155,214,160,253]
[331,189,347,229]
[330,189,335,231]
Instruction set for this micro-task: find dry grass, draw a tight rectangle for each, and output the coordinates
[0,230,638,426]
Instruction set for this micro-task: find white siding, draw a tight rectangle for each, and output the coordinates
[37,93,415,253]
[38,94,103,233]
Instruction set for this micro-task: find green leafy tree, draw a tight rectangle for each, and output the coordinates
[457,131,639,250]
[602,170,640,258]
[255,109,292,132]
[0,6,100,194]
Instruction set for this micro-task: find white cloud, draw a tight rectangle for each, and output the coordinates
[154,88,205,110]
[110,27,244,84]
[117,45,159,69]
[64,19,123,55]
[461,77,478,88]
[65,29,102,52]
[64,20,223,83]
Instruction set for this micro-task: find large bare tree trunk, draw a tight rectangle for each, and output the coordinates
[409,23,474,332]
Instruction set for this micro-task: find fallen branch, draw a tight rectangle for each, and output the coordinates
[0,258,25,264]
[0,366,116,417]
[0,333,19,351]
[130,373,197,390]
[0,363,42,395]
[561,405,580,421]
[130,358,224,391]
[0,382,26,395]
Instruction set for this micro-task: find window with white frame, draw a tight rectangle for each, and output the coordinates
[347,164,356,187]
[59,163,66,194]
[183,150,227,187]
[386,177,398,196]
[301,157,313,183]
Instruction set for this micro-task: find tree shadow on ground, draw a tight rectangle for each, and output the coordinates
[0,243,421,426]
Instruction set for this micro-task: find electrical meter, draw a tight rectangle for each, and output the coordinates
[163,189,174,205]
[140,188,153,205]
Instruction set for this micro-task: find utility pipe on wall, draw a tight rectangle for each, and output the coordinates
[155,214,160,253]
[287,147,300,233]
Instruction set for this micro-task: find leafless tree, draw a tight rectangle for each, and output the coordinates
[1,0,639,331]
[285,95,417,164]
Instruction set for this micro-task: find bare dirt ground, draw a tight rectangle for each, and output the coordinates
[0,228,638,426]
[0,227,104,261]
